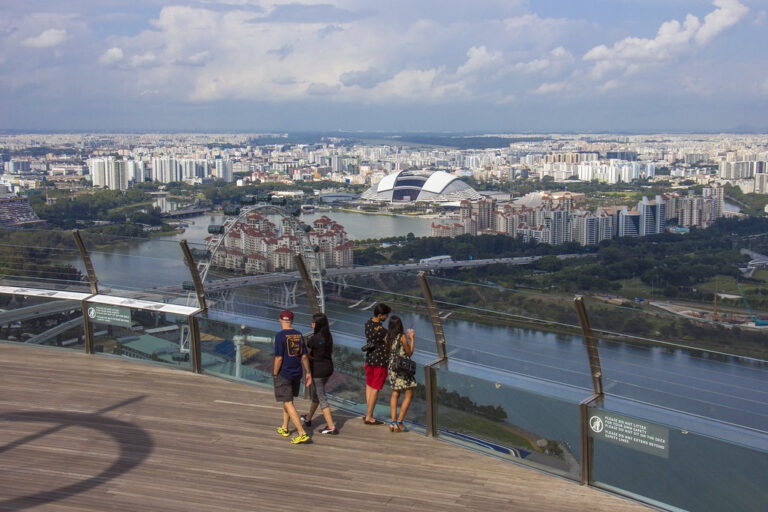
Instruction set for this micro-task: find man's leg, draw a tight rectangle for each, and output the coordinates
[283,400,306,436]
[282,407,290,430]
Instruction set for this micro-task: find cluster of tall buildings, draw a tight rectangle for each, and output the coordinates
[87,157,145,190]
[431,187,724,246]
[205,213,352,274]
[87,156,235,190]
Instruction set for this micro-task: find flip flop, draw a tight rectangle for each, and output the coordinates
[363,418,384,425]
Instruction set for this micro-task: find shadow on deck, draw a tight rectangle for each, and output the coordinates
[0,344,651,511]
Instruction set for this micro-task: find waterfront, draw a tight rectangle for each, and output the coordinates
[75,210,432,289]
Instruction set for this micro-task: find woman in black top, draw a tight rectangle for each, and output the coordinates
[300,312,337,435]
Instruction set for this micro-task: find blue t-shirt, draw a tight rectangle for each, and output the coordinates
[274,328,306,380]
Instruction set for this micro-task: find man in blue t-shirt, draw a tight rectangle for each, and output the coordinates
[273,309,312,444]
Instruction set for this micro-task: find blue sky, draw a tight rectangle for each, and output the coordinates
[1,0,766,132]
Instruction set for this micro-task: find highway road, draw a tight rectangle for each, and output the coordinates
[181,254,588,293]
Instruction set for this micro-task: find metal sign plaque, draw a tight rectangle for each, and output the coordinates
[87,303,132,328]
[587,409,669,459]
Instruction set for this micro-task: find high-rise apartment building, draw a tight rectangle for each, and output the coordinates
[88,158,107,188]
[638,196,665,236]
[215,159,233,182]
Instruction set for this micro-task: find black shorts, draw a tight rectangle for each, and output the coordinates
[274,374,300,402]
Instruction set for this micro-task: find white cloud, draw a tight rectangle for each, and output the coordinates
[600,80,620,92]
[22,28,67,48]
[752,10,766,26]
[583,1,748,79]
[131,52,157,67]
[513,46,573,74]
[695,0,749,45]
[99,47,124,66]
[456,46,503,76]
[532,81,565,95]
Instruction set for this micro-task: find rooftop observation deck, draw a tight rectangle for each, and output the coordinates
[0,343,651,512]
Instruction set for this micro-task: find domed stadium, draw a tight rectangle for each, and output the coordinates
[360,170,482,203]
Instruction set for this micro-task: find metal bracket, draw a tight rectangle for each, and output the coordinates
[180,239,207,312]
[72,230,99,295]
[418,272,447,360]
[574,296,604,397]
[295,254,321,315]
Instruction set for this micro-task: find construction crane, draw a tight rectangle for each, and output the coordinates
[736,283,768,326]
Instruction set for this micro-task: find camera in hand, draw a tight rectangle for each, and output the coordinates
[361,342,376,352]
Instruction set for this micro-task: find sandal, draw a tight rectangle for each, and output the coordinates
[388,420,398,432]
[397,421,409,432]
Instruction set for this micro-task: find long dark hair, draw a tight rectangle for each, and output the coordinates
[312,312,333,343]
[386,315,404,345]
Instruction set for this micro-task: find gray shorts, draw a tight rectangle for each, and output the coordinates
[274,374,300,402]
[309,377,330,409]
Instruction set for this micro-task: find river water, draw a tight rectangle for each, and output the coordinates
[75,210,768,440]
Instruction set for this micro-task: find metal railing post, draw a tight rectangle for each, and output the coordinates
[179,240,206,374]
[188,315,203,374]
[574,296,606,486]
[579,393,602,485]
[80,299,95,354]
[72,230,100,354]
[424,360,440,437]
[417,272,449,437]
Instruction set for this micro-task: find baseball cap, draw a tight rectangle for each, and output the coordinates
[279,310,294,321]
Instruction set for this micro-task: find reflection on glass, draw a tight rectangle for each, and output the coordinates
[0,294,84,350]
[90,308,191,369]
[590,408,768,512]
[436,366,581,480]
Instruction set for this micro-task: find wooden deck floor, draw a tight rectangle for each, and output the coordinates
[0,344,653,512]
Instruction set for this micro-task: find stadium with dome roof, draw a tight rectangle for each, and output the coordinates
[360,170,482,203]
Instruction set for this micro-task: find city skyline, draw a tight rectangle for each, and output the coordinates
[1,1,767,132]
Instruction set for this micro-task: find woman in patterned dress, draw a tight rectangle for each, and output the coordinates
[387,315,416,432]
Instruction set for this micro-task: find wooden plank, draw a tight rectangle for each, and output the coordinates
[0,343,652,512]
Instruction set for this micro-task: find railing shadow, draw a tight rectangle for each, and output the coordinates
[0,396,154,511]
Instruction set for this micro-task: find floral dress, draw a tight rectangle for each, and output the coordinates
[388,334,417,391]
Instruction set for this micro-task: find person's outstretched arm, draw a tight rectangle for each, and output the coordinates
[401,332,414,357]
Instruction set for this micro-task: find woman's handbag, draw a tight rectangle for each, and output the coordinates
[393,355,416,377]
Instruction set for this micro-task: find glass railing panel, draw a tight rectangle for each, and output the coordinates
[195,314,275,384]
[87,298,193,369]
[435,363,582,480]
[414,274,594,391]
[0,291,86,350]
[589,403,768,512]
[575,297,768,432]
[0,228,88,292]
[78,231,198,302]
